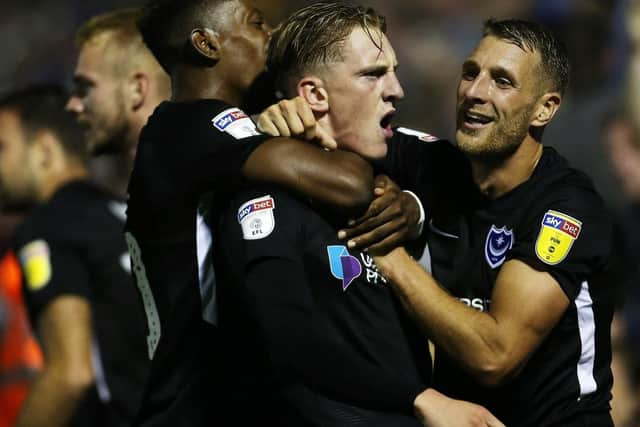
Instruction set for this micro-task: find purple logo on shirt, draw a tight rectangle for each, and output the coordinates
[327,245,362,291]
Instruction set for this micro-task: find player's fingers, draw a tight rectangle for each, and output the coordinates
[268,109,293,137]
[350,191,402,228]
[293,97,318,139]
[486,413,506,427]
[359,230,404,255]
[346,220,403,250]
[279,99,307,136]
[257,110,281,136]
[314,124,338,150]
[374,174,394,191]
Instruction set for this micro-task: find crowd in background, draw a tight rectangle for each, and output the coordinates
[0,0,639,425]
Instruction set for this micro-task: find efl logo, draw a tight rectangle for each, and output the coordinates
[237,197,274,222]
[542,212,581,238]
[214,109,248,131]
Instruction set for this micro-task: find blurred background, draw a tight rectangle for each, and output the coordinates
[1,0,639,425]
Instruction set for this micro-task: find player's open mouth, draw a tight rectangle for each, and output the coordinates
[381,111,395,138]
[462,111,494,129]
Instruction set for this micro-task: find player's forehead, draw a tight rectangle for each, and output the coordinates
[219,0,263,27]
[75,33,118,78]
[343,26,397,68]
[465,35,540,78]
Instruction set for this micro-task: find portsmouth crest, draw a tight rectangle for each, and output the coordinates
[535,210,582,265]
[484,225,514,268]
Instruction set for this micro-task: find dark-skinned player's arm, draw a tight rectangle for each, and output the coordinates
[15,297,94,427]
[242,138,374,216]
[255,97,423,253]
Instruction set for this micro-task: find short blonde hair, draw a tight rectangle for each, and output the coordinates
[267,2,386,96]
[76,8,170,96]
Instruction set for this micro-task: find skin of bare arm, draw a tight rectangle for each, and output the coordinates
[242,137,374,216]
[375,248,570,386]
[15,296,94,427]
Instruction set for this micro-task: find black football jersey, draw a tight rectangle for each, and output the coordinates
[125,99,268,426]
[14,180,148,427]
[383,130,615,427]
[213,185,430,426]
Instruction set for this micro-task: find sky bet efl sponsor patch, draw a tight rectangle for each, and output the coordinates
[18,239,52,291]
[535,210,582,265]
[212,107,260,140]
[238,195,275,240]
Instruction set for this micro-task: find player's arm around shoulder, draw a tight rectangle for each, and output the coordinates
[16,296,94,427]
[250,96,374,214]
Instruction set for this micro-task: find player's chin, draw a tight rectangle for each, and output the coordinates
[365,141,389,160]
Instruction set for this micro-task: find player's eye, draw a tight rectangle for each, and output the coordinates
[495,77,513,88]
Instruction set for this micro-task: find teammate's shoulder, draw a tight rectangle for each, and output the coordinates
[148,99,261,140]
[536,147,605,207]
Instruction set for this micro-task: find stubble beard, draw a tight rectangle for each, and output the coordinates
[457,106,532,163]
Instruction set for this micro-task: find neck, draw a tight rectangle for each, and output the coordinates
[88,153,134,199]
[171,67,243,105]
[37,163,89,203]
[470,136,544,199]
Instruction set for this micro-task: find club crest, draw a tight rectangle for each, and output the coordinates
[484,225,514,268]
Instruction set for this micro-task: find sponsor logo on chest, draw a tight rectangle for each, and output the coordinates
[326,245,387,291]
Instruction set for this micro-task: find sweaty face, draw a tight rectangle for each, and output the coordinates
[323,27,404,160]
[456,36,542,160]
[0,110,39,209]
[66,33,130,155]
[216,0,271,94]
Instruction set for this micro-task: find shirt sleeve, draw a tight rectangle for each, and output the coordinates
[175,101,270,192]
[15,234,90,322]
[219,186,425,414]
[507,192,614,300]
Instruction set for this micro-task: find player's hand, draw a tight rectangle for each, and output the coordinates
[414,389,505,427]
[257,96,337,150]
[337,175,421,255]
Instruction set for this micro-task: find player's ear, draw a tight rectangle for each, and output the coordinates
[127,72,150,111]
[297,76,328,114]
[31,130,59,170]
[189,28,221,63]
[531,91,561,127]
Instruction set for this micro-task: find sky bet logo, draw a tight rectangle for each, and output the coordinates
[543,211,581,238]
[214,109,248,131]
[237,198,274,222]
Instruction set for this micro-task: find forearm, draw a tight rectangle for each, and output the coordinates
[16,368,91,427]
[243,139,374,214]
[376,249,510,384]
